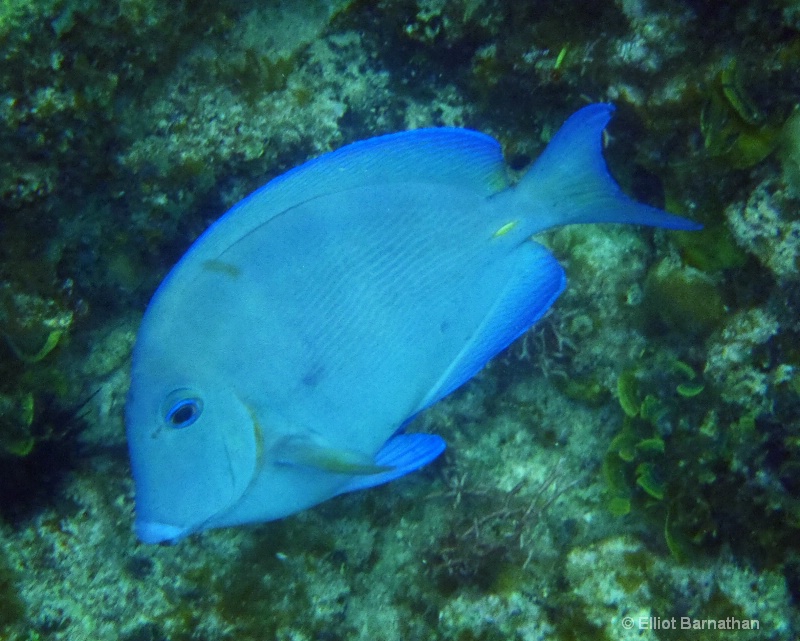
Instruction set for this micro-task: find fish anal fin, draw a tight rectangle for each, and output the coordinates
[419,242,566,409]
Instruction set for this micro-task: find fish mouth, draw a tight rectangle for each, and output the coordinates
[135,519,191,544]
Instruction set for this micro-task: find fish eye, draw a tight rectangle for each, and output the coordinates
[164,397,203,429]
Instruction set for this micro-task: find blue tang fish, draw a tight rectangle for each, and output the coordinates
[126,104,699,543]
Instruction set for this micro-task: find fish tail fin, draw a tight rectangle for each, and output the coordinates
[517,103,701,232]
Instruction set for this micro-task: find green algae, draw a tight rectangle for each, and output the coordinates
[548,606,610,641]
[780,107,800,196]
[642,259,727,337]
[636,436,666,454]
[0,549,25,633]
[674,225,748,273]
[607,496,631,517]
[701,58,781,169]
[676,381,705,398]
[4,330,63,364]
[635,462,665,500]
[616,369,642,418]
[555,375,608,406]
[602,340,800,570]
[639,394,669,425]
[605,358,718,557]
[0,283,75,460]
[0,391,35,457]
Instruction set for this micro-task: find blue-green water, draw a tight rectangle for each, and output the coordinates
[1,0,798,639]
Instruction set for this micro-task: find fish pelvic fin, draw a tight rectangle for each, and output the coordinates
[516,103,701,233]
[274,434,391,475]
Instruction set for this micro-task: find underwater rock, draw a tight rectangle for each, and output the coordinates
[565,534,795,640]
[726,180,800,281]
[705,308,779,414]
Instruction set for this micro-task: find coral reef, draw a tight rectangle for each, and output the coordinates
[726,180,800,281]
[1,0,800,639]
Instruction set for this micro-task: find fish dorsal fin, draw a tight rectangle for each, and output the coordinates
[260,127,509,208]
[178,128,510,267]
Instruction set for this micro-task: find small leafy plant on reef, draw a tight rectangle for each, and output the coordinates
[426,458,577,594]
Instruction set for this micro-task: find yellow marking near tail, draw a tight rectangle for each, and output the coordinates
[492,220,519,238]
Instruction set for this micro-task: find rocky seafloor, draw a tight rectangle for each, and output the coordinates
[1,0,800,639]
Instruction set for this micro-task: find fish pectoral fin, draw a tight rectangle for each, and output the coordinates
[274,435,391,475]
[334,433,446,496]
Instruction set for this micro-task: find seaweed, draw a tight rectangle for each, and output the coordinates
[426,460,577,595]
[0,392,93,523]
[0,548,25,634]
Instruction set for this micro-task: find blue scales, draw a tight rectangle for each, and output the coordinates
[126,104,699,543]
